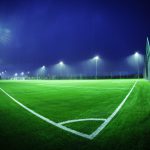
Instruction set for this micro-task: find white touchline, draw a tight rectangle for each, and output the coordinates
[89,80,138,139]
[59,118,106,125]
[0,80,137,140]
[0,87,91,139]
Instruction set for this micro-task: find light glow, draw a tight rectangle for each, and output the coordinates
[21,72,24,76]
[59,61,64,65]
[0,27,11,45]
[14,73,18,77]
[134,52,139,58]
[93,56,99,60]
[42,65,45,69]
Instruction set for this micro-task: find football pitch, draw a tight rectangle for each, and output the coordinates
[0,79,150,150]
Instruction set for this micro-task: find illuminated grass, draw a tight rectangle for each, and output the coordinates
[0,79,150,150]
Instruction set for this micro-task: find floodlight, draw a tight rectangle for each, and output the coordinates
[37,66,46,79]
[94,56,99,60]
[93,55,100,79]
[57,61,65,77]
[134,52,139,57]
[42,65,45,69]
[134,52,140,78]
[59,61,64,65]
[14,73,18,77]
[21,72,24,76]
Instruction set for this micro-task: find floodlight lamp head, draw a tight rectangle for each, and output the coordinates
[21,72,24,76]
[42,65,45,69]
[14,73,18,77]
[59,61,64,65]
[94,56,99,60]
[134,52,139,57]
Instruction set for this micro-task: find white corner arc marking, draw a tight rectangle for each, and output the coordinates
[58,118,106,125]
[0,80,137,140]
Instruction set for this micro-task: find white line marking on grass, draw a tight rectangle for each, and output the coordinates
[59,118,106,125]
[0,80,137,140]
[0,88,91,139]
[89,80,138,139]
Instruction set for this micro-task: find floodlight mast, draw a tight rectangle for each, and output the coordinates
[93,56,99,79]
[59,61,64,77]
[134,52,140,78]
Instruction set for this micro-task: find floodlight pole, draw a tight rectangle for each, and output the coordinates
[93,56,99,79]
[137,56,140,79]
[95,59,98,79]
[60,67,62,78]
[59,61,64,79]
[135,52,140,79]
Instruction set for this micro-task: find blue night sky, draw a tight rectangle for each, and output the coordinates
[0,0,150,73]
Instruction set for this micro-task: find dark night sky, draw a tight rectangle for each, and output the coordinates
[0,0,150,71]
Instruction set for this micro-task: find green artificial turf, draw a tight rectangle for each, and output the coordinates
[0,79,150,150]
